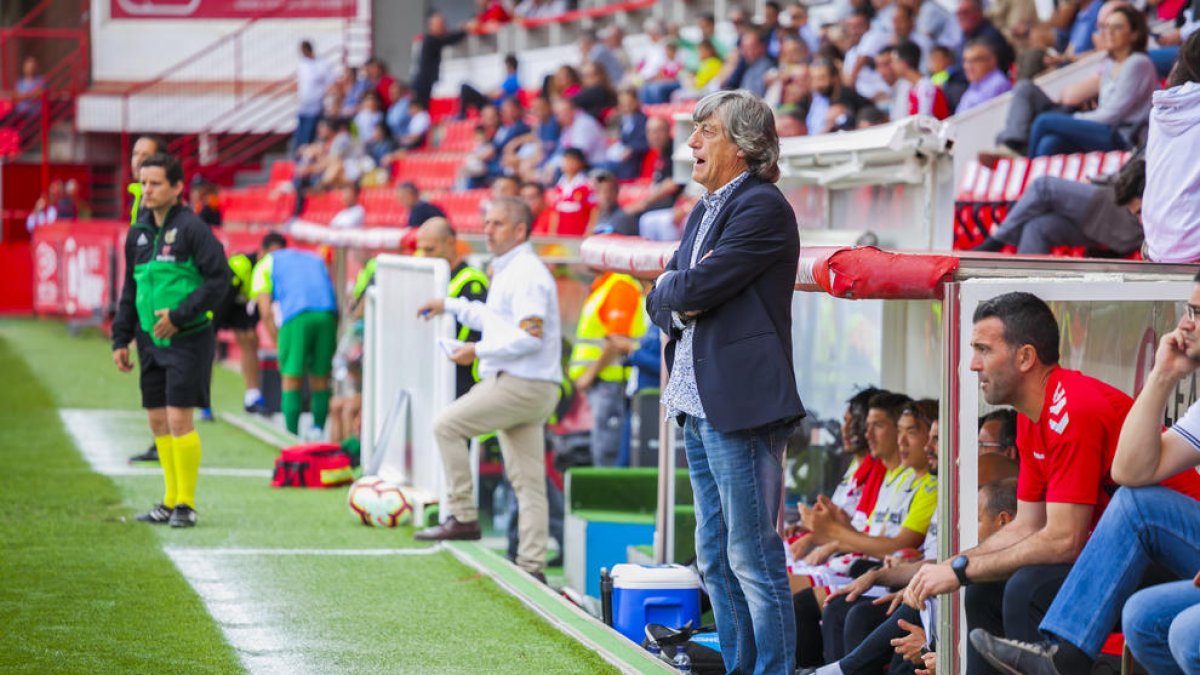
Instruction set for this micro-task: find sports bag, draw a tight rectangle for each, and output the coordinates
[271,442,354,488]
[642,623,724,675]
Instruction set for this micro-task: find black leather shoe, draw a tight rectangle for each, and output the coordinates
[412,516,481,541]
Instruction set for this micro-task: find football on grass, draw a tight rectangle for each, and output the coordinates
[347,476,413,527]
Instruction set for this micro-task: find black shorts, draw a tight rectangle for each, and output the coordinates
[138,326,215,409]
[211,285,258,332]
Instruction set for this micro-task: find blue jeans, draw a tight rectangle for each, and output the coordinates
[1040,486,1200,658]
[1028,111,1121,157]
[684,415,796,674]
[293,113,320,154]
[1124,580,1200,674]
[587,381,626,467]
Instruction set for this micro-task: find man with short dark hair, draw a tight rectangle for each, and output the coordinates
[112,152,230,528]
[971,279,1200,675]
[396,181,446,229]
[979,408,1019,461]
[647,90,804,674]
[415,197,561,583]
[295,39,332,151]
[902,291,1200,675]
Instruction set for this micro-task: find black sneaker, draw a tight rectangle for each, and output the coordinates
[136,503,173,524]
[169,504,198,528]
[129,443,159,463]
[244,398,270,416]
[969,628,1088,675]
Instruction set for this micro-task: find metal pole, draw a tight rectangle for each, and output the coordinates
[654,329,675,564]
[39,89,49,196]
[938,282,962,675]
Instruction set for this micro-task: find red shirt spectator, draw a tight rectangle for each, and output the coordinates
[550,171,593,236]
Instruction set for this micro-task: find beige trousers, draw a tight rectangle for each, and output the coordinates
[433,372,559,573]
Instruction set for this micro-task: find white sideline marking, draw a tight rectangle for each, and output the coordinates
[166,549,314,675]
[59,409,272,478]
[168,546,444,557]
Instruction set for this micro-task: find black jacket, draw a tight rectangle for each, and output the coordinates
[112,203,230,349]
[647,175,805,433]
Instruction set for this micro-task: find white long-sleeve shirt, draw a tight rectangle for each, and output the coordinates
[443,242,562,383]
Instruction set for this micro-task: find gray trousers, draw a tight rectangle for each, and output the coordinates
[991,176,1099,254]
[995,80,1065,153]
[587,380,627,467]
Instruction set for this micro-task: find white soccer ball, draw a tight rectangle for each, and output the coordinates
[347,476,413,527]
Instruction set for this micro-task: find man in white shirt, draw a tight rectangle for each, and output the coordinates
[415,197,562,582]
[295,40,332,152]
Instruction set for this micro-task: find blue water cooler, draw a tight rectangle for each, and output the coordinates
[610,563,701,644]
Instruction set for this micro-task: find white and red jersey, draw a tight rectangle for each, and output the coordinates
[552,172,594,236]
[908,77,950,120]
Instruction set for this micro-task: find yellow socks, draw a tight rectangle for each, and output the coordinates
[173,430,202,509]
[156,435,177,508]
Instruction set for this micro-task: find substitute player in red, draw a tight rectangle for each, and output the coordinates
[112,153,230,528]
[902,291,1200,675]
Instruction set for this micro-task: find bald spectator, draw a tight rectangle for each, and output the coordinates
[397,181,446,228]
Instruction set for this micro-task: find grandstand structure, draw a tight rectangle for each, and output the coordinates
[3,0,1196,672]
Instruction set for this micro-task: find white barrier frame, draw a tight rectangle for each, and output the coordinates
[362,254,459,518]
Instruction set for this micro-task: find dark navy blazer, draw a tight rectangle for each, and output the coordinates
[646,175,805,433]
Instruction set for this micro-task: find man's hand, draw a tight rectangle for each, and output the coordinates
[605,334,638,356]
[825,568,878,605]
[449,342,477,366]
[917,650,937,675]
[803,541,840,566]
[799,501,836,537]
[152,309,178,340]
[113,347,133,373]
[891,619,927,663]
[574,371,595,393]
[1153,329,1200,380]
[904,563,959,609]
[417,298,445,320]
[876,590,906,615]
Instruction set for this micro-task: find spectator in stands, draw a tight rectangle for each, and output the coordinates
[363,57,396,108]
[353,91,384,141]
[397,98,432,150]
[777,109,808,136]
[1140,32,1200,263]
[604,88,649,180]
[59,178,86,220]
[488,97,529,179]
[900,291,1191,675]
[412,11,472,105]
[502,95,559,183]
[460,124,495,190]
[549,96,607,176]
[1029,6,1155,156]
[190,178,221,226]
[841,10,890,104]
[251,234,337,437]
[808,59,869,135]
[637,19,683,104]
[461,53,521,119]
[897,41,951,119]
[330,182,364,229]
[678,12,730,71]
[956,38,1013,114]
[625,116,686,232]
[723,29,775,97]
[787,2,821,55]
[414,197,562,587]
[970,277,1200,675]
[988,0,1037,49]
[384,80,413,140]
[904,0,960,50]
[599,25,631,79]
[893,5,934,69]
[546,65,582,101]
[520,181,552,233]
[681,39,726,100]
[396,181,446,229]
[363,122,397,173]
[492,174,519,199]
[956,0,1016,75]
[590,169,638,236]
[978,408,1019,462]
[295,41,333,152]
[765,37,812,107]
[332,65,367,122]
[6,55,44,125]
[548,148,593,236]
[857,105,889,128]
[647,90,803,675]
[761,0,786,60]
[777,67,814,118]
[1046,0,1103,66]
[573,61,617,122]
[991,5,1155,157]
[930,45,955,87]
[579,31,622,85]
[973,158,1146,255]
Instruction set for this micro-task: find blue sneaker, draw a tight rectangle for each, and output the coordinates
[244,397,270,416]
[199,408,214,422]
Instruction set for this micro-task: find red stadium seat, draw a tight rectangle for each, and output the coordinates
[267,160,295,185]
[391,153,465,192]
[438,120,478,153]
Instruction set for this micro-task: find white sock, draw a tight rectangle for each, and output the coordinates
[244,388,262,407]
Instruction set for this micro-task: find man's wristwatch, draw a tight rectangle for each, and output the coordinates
[951,554,972,587]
